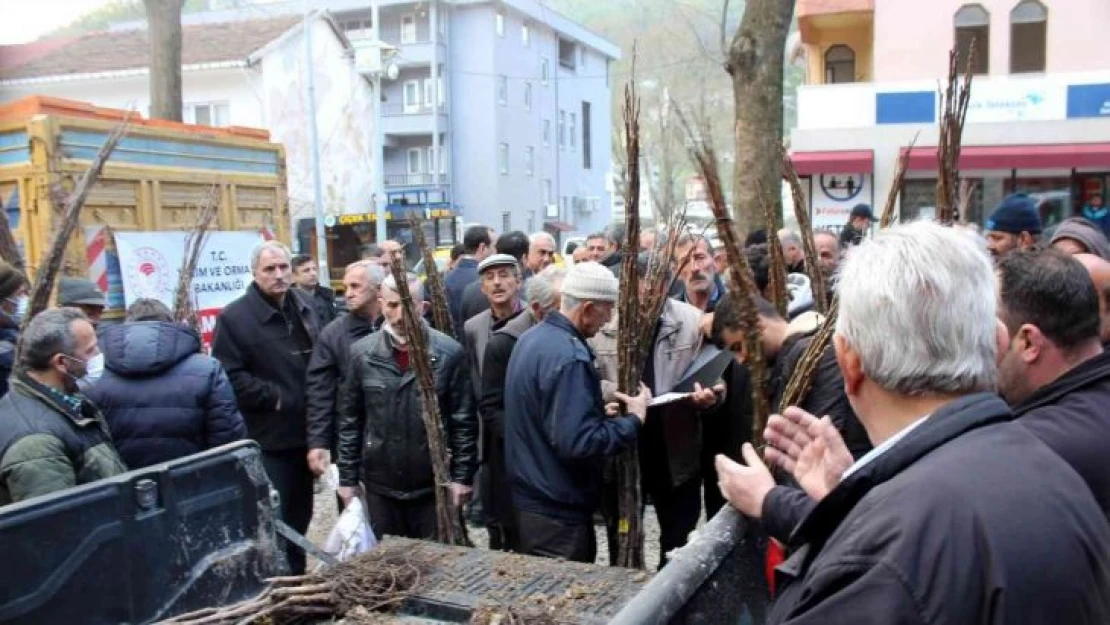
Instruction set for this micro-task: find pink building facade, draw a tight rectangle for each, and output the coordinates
[792,0,1110,230]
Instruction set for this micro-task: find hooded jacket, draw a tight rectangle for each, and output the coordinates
[768,394,1110,624]
[84,321,245,469]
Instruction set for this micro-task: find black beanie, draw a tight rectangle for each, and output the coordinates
[0,261,25,301]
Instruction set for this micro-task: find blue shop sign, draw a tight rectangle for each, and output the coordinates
[1067,83,1110,119]
[876,91,936,125]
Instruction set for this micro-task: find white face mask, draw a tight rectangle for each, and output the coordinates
[3,295,27,325]
[76,352,105,391]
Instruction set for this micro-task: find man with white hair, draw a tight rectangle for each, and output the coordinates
[478,265,566,552]
[716,222,1110,623]
[504,262,650,562]
[212,240,320,574]
[526,232,557,275]
[777,229,806,274]
[306,261,386,484]
[336,272,478,541]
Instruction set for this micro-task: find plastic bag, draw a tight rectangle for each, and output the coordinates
[323,492,377,562]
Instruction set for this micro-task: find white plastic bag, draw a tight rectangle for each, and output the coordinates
[323,492,377,562]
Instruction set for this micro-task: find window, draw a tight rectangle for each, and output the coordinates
[524,82,532,110]
[954,4,990,75]
[403,80,421,112]
[1010,1,1046,73]
[582,101,592,169]
[342,18,373,41]
[437,75,445,106]
[824,45,856,84]
[522,23,530,47]
[407,148,424,174]
[558,110,566,148]
[558,38,576,70]
[499,143,509,175]
[544,179,553,205]
[525,146,535,177]
[502,211,511,232]
[496,11,504,37]
[427,147,436,174]
[569,112,577,150]
[423,79,434,107]
[498,75,508,106]
[543,119,551,146]
[401,14,416,44]
[186,102,230,127]
[541,58,550,85]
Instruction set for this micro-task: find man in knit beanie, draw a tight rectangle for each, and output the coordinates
[985,193,1042,260]
[1051,217,1110,260]
[504,262,651,562]
[0,261,28,398]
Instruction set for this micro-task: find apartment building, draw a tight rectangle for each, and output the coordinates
[330,0,618,239]
[790,0,1110,230]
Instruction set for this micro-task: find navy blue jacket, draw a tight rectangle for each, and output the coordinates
[0,322,17,399]
[504,311,641,523]
[85,321,246,469]
[445,258,479,336]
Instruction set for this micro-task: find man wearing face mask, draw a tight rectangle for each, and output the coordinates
[0,308,126,505]
[0,261,29,398]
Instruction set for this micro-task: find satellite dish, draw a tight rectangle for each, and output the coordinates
[385,62,400,81]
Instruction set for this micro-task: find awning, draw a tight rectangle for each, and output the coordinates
[544,221,575,232]
[790,150,873,175]
[903,143,1110,171]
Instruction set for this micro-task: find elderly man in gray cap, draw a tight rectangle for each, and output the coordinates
[1051,217,1110,260]
[57,278,106,327]
[463,253,526,548]
[504,261,651,562]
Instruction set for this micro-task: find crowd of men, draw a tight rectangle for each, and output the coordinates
[2,189,1110,622]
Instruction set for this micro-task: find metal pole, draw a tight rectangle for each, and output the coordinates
[372,0,388,245]
[304,5,329,276]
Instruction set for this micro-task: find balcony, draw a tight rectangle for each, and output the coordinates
[381,102,448,138]
[796,70,1110,131]
[393,40,446,68]
[385,173,450,188]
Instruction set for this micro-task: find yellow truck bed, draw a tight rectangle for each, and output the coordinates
[0,96,289,317]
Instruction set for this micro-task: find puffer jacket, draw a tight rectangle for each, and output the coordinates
[85,321,245,469]
[0,372,126,505]
[0,321,17,399]
[336,321,478,499]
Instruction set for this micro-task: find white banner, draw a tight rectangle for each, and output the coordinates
[114,231,263,349]
[966,80,1066,124]
[809,173,872,231]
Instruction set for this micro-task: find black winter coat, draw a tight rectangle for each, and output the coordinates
[769,393,1110,624]
[336,322,477,499]
[211,284,319,451]
[305,285,338,328]
[85,321,245,469]
[1016,349,1110,517]
[445,258,479,336]
[305,312,380,454]
[479,311,536,441]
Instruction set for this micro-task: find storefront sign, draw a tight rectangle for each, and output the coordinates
[966,81,1064,124]
[1067,83,1110,119]
[114,231,263,350]
[810,173,871,230]
[336,208,455,226]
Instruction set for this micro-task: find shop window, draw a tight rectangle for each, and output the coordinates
[824,45,856,84]
[955,4,990,75]
[1010,1,1046,74]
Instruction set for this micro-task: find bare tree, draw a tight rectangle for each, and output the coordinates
[725,0,795,237]
[145,0,186,122]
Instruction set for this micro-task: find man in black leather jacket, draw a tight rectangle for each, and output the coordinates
[335,272,478,540]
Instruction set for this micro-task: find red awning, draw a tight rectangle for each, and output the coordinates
[544,221,575,232]
[903,143,1110,171]
[790,150,873,175]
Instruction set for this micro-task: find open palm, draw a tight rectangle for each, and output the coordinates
[794,416,854,501]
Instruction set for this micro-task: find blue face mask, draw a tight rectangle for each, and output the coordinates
[3,295,28,325]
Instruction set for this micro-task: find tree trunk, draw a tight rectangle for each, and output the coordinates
[145,0,185,122]
[726,0,795,238]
